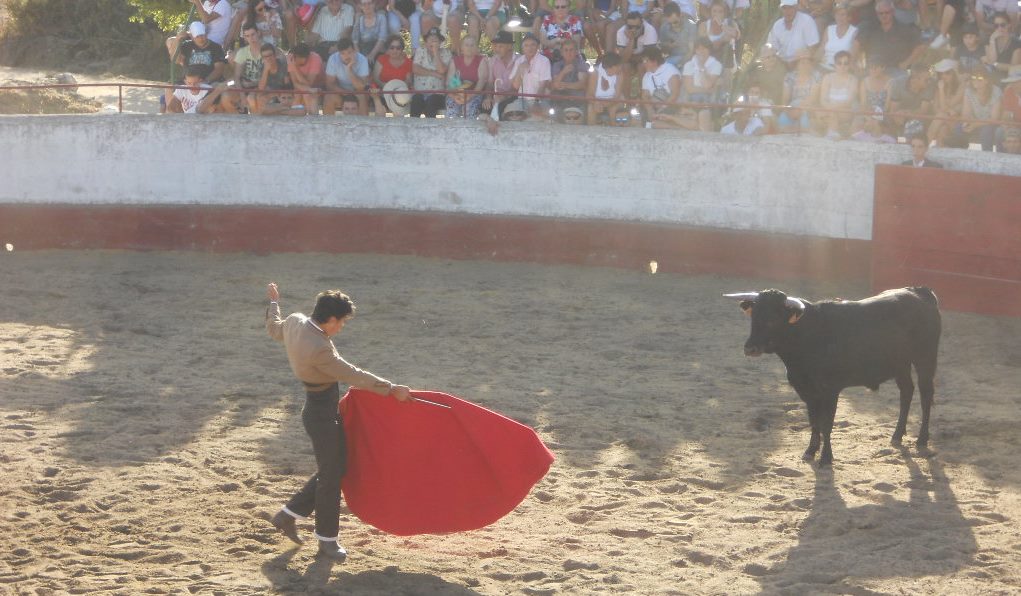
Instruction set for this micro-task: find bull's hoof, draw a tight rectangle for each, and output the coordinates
[890,435,903,447]
[802,449,818,462]
[818,455,833,467]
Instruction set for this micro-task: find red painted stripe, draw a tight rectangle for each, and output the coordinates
[0,204,870,283]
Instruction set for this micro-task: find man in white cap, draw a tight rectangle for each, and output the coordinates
[767,0,819,67]
[165,21,228,113]
[189,0,233,47]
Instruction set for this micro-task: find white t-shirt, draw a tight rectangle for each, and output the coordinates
[682,55,723,88]
[203,0,233,47]
[511,54,552,95]
[616,20,659,53]
[721,115,764,135]
[766,11,820,63]
[641,62,682,96]
[173,84,212,113]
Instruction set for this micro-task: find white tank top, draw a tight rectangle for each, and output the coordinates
[595,64,618,99]
[823,23,856,69]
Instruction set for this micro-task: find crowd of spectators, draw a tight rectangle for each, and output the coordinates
[163,0,1021,153]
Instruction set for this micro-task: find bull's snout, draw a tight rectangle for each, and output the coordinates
[744,343,763,357]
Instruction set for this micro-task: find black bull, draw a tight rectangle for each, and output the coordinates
[725,287,941,466]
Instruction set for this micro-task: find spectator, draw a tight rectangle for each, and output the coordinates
[353,0,389,64]
[536,0,585,58]
[748,43,787,105]
[617,11,659,80]
[902,134,943,167]
[339,93,365,115]
[641,46,682,126]
[1000,66,1021,123]
[953,66,1002,150]
[982,13,1021,79]
[720,100,766,135]
[885,63,934,136]
[372,34,413,88]
[222,24,266,113]
[324,38,371,115]
[255,43,298,114]
[659,2,697,69]
[953,23,986,73]
[445,36,490,119]
[512,33,553,111]
[851,106,897,142]
[698,0,740,87]
[249,0,284,45]
[681,36,722,131]
[587,52,626,125]
[857,0,926,76]
[288,42,326,115]
[778,47,820,133]
[308,0,355,61]
[927,58,963,146]
[411,27,453,117]
[189,0,234,47]
[466,0,506,46]
[818,49,858,138]
[486,31,520,119]
[550,38,590,117]
[1001,126,1021,153]
[421,0,466,55]
[974,0,1019,38]
[766,0,820,68]
[168,64,227,114]
[817,3,858,72]
[743,80,776,131]
[165,21,228,112]
[927,0,967,50]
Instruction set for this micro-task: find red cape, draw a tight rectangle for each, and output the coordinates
[339,389,555,536]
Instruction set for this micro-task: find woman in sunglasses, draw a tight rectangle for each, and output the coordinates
[818,50,858,138]
[372,35,414,88]
[981,13,1021,79]
[353,0,390,65]
[955,66,1003,151]
[535,0,585,59]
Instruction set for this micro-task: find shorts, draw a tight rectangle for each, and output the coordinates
[478,8,507,24]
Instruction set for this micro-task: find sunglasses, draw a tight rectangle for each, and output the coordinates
[995,22,1009,28]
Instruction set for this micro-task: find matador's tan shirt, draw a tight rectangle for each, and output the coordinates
[267,303,392,395]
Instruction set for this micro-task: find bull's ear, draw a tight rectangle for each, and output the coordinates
[739,300,754,315]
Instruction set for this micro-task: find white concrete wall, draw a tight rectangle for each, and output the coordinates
[1,115,1018,240]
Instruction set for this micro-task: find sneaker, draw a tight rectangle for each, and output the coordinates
[929,34,948,50]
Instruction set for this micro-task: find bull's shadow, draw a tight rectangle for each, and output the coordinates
[756,453,976,594]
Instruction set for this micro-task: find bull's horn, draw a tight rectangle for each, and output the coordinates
[785,297,806,311]
[723,292,760,301]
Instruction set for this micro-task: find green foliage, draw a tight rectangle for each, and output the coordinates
[125,0,192,32]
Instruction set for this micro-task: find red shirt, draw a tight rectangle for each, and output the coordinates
[288,51,325,88]
[377,53,412,84]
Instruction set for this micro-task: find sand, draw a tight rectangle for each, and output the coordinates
[1,249,1020,595]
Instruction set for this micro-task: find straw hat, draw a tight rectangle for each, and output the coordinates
[1002,66,1021,84]
[382,79,411,117]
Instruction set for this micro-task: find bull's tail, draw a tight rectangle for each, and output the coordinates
[909,286,939,307]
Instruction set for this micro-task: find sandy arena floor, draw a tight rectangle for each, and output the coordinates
[1,250,1019,595]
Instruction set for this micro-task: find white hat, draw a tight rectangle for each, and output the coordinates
[1002,66,1021,84]
[933,58,957,73]
[188,21,206,38]
[382,79,411,116]
[779,0,798,7]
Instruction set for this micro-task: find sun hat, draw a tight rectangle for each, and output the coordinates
[382,79,411,116]
[492,31,514,45]
[1002,66,1021,84]
[188,21,206,38]
[780,0,798,7]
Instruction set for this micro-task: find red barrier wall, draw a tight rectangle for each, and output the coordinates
[872,165,1021,317]
[0,204,870,283]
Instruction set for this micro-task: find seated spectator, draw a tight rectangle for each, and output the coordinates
[373,34,413,88]
[617,10,659,96]
[659,2,697,69]
[974,0,1019,39]
[698,0,740,89]
[562,105,585,124]
[168,64,227,113]
[859,54,891,115]
[885,63,935,137]
[720,100,766,135]
[190,0,234,48]
[421,0,466,55]
[951,66,1002,150]
[817,3,858,72]
[353,0,389,65]
[445,36,490,119]
[928,58,964,146]
[587,52,625,125]
[165,21,228,111]
[550,38,590,117]
[485,31,521,119]
[641,46,682,127]
[767,0,820,68]
[902,134,943,167]
[466,0,506,48]
[339,93,364,115]
[748,43,787,106]
[1001,126,1021,153]
[952,23,985,73]
[851,106,898,142]
[249,0,284,45]
[324,38,371,115]
[982,13,1021,79]
[221,24,266,113]
[254,43,299,114]
[512,33,553,111]
[535,0,584,59]
[681,37,722,131]
[857,0,926,77]
[778,48,820,133]
[288,42,326,115]
[818,50,858,138]
[743,80,776,132]
[308,0,355,61]
[411,27,453,117]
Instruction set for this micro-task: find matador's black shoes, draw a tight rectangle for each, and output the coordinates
[270,510,303,545]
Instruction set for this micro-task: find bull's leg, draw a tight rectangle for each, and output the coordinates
[802,399,821,461]
[892,368,915,446]
[818,394,839,466]
[915,363,936,450]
